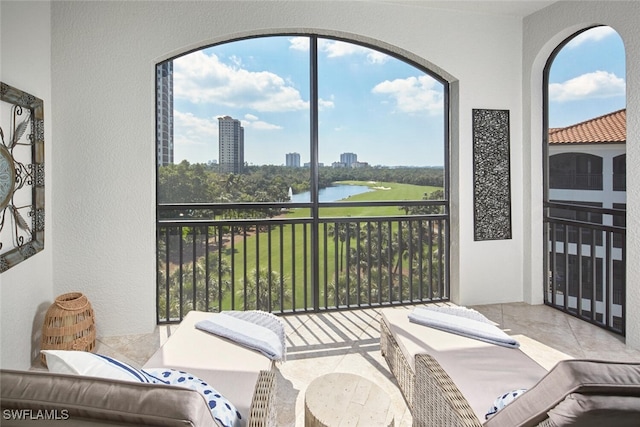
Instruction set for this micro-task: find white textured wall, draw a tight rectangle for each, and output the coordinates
[1,1,635,365]
[0,0,53,369]
[50,1,527,338]
[523,1,640,347]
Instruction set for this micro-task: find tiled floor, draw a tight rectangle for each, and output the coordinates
[91,302,640,426]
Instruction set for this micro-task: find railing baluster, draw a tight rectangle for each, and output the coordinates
[279,224,284,313]
[356,221,361,306]
[164,227,170,322]
[366,221,372,306]
[157,203,450,323]
[179,226,184,320]
[323,222,328,309]
[291,224,296,313]
[243,225,248,311]
[205,226,210,312]
[387,220,393,304]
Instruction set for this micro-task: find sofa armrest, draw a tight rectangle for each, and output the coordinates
[0,369,220,427]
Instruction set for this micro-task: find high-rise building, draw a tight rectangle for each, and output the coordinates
[340,152,357,168]
[218,116,244,174]
[156,61,174,166]
[286,152,301,167]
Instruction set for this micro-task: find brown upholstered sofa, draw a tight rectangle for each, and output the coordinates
[1,311,277,427]
[380,307,640,427]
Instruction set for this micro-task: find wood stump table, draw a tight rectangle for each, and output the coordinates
[304,372,395,427]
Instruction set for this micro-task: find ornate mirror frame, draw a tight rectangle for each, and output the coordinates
[0,82,45,272]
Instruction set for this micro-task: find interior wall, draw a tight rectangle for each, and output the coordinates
[0,0,53,369]
[523,1,640,347]
[49,0,527,338]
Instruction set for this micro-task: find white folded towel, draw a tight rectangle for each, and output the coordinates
[408,306,519,348]
[195,311,286,361]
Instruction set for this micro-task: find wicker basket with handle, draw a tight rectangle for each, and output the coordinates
[40,292,96,366]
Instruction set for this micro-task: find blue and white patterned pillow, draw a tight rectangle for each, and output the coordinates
[485,388,527,419]
[143,368,242,427]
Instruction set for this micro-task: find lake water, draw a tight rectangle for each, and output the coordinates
[290,184,372,203]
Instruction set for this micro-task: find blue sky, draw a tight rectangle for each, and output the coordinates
[171,27,625,166]
[548,26,625,128]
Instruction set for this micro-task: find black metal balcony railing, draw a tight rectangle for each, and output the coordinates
[156,202,449,323]
[545,202,625,335]
[549,172,603,190]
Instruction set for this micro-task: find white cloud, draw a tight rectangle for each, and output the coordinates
[371,75,443,114]
[289,37,389,64]
[173,50,308,112]
[242,114,283,130]
[549,70,625,102]
[289,37,309,52]
[566,26,616,49]
[173,110,218,147]
[319,98,335,110]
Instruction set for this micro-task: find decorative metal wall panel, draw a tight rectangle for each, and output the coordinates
[0,82,45,272]
[472,109,511,241]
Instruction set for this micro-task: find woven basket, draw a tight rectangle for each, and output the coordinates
[40,292,96,365]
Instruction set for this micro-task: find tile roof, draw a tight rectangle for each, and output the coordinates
[549,108,626,144]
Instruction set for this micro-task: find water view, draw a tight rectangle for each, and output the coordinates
[290,184,372,203]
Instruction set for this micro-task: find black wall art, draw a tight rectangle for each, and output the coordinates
[472,109,512,241]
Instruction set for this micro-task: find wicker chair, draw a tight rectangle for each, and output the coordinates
[380,308,640,427]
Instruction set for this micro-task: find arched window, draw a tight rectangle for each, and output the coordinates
[544,26,626,334]
[613,154,625,191]
[155,35,449,321]
[549,152,603,190]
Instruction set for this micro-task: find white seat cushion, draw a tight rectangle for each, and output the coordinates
[381,308,547,421]
[144,310,273,421]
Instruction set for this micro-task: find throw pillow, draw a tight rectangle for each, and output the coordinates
[41,350,152,383]
[486,388,528,419]
[143,368,242,427]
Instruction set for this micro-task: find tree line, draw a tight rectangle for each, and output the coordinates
[158,160,445,205]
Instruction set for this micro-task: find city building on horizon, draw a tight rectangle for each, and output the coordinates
[156,61,173,166]
[340,152,357,168]
[218,115,244,174]
[286,152,301,167]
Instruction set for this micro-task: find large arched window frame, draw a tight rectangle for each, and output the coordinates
[155,33,453,322]
[542,26,626,335]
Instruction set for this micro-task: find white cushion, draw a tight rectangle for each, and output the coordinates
[41,350,151,383]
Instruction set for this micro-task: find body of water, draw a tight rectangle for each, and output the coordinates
[290,184,372,203]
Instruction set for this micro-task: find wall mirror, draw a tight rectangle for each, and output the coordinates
[0,82,45,272]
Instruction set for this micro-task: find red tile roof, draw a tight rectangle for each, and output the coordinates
[549,109,626,144]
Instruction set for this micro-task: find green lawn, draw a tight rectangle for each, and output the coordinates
[219,181,442,309]
[286,181,441,218]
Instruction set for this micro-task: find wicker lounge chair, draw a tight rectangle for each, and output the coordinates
[380,307,640,427]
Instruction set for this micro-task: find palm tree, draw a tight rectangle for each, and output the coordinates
[243,268,292,312]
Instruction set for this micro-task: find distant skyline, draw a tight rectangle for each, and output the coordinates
[170,27,625,166]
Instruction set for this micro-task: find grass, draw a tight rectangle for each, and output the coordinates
[169,181,443,313]
[227,181,440,308]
